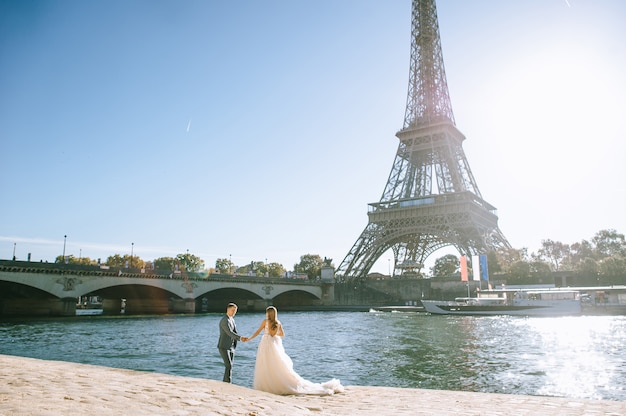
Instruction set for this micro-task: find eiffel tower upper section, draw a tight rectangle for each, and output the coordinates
[336,0,510,280]
[384,0,479,203]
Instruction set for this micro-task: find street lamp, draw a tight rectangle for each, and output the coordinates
[63,235,67,263]
[131,242,134,268]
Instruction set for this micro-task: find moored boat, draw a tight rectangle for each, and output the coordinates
[422,288,582,316]
[578,286,626,315]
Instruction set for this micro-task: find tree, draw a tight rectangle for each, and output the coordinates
[592,229,626,258]
[294,254,324,280]
[54,255,97,266]
[430,254,459,278]
[236,261,259,276]
[215,258,235,274]
[508,261,531,281]
[494,247,526,273]
[267,262,286,278]
[485,251,502,274]
[577,257,599,278]
[599,256,626,282]
[154,257,176,271]
[535,239,569,271]
[529,260,552,279]
[106,254,125,268]
[105,254,145,269]
[176,253,204,272]
[234,260,286,278]
[563,240,594,270]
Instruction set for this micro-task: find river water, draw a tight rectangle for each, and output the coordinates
[1,311,625,402]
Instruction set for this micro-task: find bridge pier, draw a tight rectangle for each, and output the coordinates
[248,299,272,312]
[57,298,77,316]
[320,283,335,305]
[170,299,195,314]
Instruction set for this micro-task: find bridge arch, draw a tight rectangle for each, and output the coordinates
[196,287,264,313]
[85,282,182,300]
[271,289,323,310]
[0,279,77,316]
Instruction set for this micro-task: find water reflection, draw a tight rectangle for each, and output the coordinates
[360,312,626,400]
[519,316,626,399]
[423,315,626,400]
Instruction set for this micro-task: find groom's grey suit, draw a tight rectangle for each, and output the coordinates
[217,314,242,383]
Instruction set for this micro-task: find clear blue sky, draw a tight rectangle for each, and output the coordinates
[1,0,625,274]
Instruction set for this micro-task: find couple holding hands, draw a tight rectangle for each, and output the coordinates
[217,303,343,395]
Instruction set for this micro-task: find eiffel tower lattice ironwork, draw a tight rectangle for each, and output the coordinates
[336,0,510,280]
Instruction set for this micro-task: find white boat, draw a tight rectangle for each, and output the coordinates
[421,289,582,316]
[578,286,626,315]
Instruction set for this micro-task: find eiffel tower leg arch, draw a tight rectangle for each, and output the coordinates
[392,235,448,277]
[337,200,511,281]
[337,220,461,281]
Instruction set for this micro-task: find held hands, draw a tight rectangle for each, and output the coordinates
[241,336,249,342]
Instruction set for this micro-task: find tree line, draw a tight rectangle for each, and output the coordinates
[431,228,626,285]
[55,252,333,280]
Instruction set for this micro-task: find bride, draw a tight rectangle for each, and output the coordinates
[245,306,344,395]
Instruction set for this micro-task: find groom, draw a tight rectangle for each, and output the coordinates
[217,303,247,383]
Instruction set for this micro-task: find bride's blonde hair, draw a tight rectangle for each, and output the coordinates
[266,306,279,331]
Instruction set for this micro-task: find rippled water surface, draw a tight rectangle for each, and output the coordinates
[1,311,625,401]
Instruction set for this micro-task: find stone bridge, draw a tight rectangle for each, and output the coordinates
[0,261,334,316]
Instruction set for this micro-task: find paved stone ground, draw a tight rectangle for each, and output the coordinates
[2,354,625,416]
[293,385,626,416]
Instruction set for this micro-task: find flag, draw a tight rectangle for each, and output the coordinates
[472,255,480,281]
[460,256,468,282]
[480,254,489,281]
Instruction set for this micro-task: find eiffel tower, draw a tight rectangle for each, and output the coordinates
[337,0,510,280]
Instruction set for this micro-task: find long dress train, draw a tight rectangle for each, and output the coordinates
[253,323,344,395]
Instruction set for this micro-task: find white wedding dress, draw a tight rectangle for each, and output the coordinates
[253,323,344,395]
